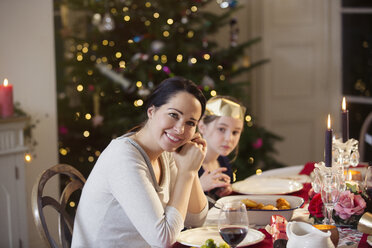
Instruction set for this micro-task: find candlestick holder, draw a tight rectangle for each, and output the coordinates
[332,138,359,180]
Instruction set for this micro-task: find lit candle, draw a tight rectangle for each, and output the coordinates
[0,78,14,118]
[325,114,333,167]
[341,97,349,142]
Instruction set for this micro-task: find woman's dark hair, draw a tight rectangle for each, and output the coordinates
[128,76,206,133]
[146,76,206,118]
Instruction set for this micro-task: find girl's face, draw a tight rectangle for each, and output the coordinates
[147,91,202,152]
[199,116,243,157]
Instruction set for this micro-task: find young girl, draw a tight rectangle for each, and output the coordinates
[72,77,208,248]
[197,96,246,200]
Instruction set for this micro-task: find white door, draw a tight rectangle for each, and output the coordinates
[248,0,342,165]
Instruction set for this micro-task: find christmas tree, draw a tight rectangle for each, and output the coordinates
[55,0,285,183]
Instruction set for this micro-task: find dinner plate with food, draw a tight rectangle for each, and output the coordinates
[177,226,265,247]
[206,195,304,226]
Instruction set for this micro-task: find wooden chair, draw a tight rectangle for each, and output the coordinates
[359,112,372,163]
[31,164,86,248]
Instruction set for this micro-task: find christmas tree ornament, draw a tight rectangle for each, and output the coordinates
[95,63,131,89]
[216,0,237,9]
[131,53,142,62]
[92,13,102,26]
[201,75,215,88]
[138,88,151,97]
[58,92,66,99]
[133,35,144,43]
[131,53,149,62]
[151,40,165,53]
[230,18,239,47]
[181,16,188,24]
[202,38,208,48]
[216,0,229,9]
[59,125,69,135]
[228,0,238,8]
[147,81,154,89]
[163,66,171,74]
[99,12,115,32]
[142,54,149,61]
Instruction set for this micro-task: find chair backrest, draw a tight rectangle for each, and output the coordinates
[31,164,86,248]
[359,112,372,162]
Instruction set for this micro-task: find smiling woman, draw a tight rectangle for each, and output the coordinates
[71,76,208,248]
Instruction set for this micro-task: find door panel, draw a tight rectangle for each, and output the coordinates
[249,0,341,165]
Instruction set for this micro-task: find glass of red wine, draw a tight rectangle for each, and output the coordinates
[218,201,249,248]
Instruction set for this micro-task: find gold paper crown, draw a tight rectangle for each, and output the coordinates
[205,97,246,120]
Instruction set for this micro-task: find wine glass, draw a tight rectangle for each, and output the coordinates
[320,172,341,225]
[218,201,249,248]
[311,167,322,193]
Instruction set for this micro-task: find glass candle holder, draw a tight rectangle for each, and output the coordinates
[333,138,359,180]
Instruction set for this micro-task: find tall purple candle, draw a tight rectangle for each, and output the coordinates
[325,114,333,167]
[341,97,349,142]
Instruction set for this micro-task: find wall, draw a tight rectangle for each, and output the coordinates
[0,0,59,247]
[248,0,342,166]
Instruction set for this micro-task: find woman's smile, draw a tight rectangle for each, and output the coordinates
[165,132,182,143]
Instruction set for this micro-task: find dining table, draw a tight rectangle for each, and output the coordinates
[172,162,371,248]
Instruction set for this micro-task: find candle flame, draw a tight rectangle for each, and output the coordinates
[327,114,331,129]
[342,97,346,111]
[3,78,8,86]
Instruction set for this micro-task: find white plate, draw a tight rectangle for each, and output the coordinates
[249,165,304,177]
[368,235,372,246]
[232,178,303,195]
[247,165,310,184]
[177,226,265,247]
[207,195,304,226]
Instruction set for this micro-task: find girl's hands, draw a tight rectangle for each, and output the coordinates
[173,132,207,173]
[199,167,231,192]
[216,184,233,197]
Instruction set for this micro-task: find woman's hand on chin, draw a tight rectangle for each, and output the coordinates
[173,133,206,173]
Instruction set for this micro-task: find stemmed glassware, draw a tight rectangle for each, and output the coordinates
[312,162,345,225]
[218,201,249,248]
[320,172,342,225]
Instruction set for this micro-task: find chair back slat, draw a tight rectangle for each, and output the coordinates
[32,164,86,248]
[359,113,372,162]
[59,179,85,247]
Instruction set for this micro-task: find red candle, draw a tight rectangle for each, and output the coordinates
[341,97,349,142]
[0,78,14,118]
[325,114,333,167]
